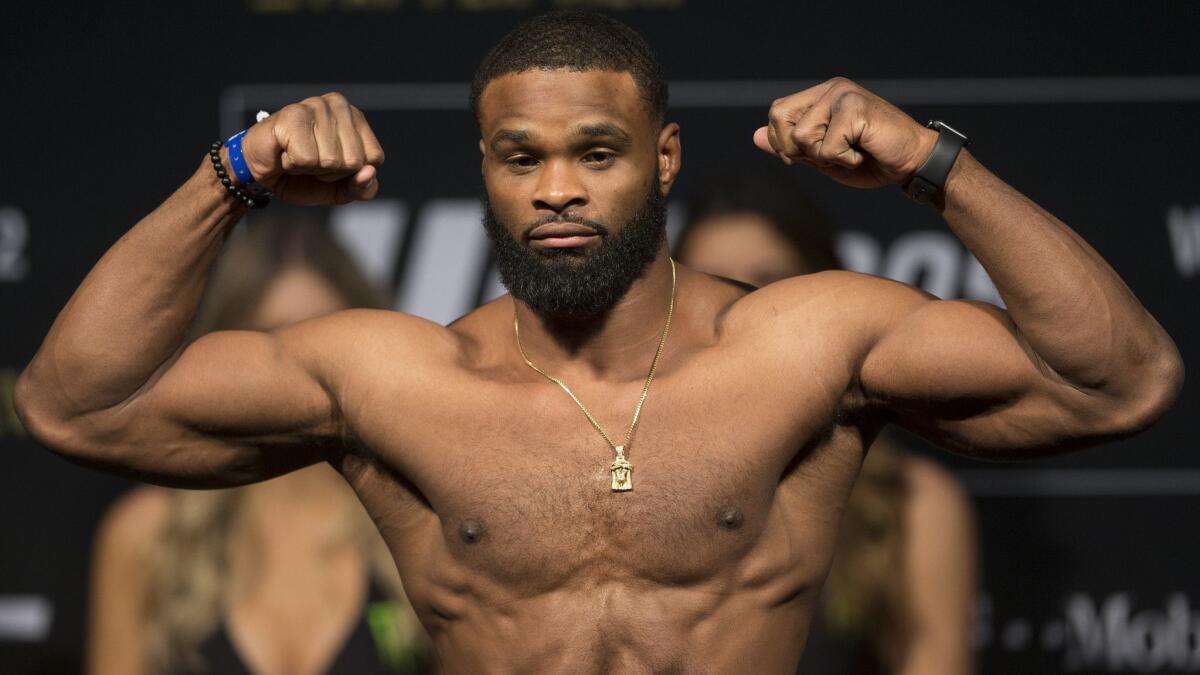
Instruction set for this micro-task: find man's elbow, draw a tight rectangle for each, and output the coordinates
[1108,345,1185,437]
[14,366,106,463]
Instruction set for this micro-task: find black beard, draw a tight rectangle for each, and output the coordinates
[482,180,667,321]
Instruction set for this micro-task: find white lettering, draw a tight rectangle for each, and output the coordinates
[1063,592,1200,672]
[330,199,408,290]
[1166,204,1200,277]
[883,230,961,298]
[0,207,30,282]
[333,205,1023,319]
[836,231,882,275]
[0,595,52,642]
[396,200,489,325]
[962,253,1005,306]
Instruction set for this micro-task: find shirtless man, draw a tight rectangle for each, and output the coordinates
[15,11,1182,675]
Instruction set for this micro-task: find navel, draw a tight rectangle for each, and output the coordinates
[459,518,487,544]
[715,505,744,531]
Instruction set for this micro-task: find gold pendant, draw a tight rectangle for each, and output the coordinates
[610,446,633,491]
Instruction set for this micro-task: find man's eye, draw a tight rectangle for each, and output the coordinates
[507,156,538,168]
[583,151,614,165]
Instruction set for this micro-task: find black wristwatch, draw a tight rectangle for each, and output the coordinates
[902,120,969,205]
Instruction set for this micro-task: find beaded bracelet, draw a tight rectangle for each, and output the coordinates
[208,141,271,209]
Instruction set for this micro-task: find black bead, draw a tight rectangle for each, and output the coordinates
[207,140,267,210]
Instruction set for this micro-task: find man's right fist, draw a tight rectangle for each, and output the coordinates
[239,92,385,205]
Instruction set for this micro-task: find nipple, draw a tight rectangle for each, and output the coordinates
[459,518,487,544]
[716,506,744,531]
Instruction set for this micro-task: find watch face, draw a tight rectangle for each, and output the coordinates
[930,120,968,142]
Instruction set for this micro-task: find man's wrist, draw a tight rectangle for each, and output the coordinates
[206,142,270,209]
[905,123,969,211]
[937,148,975,214]
[905,126,940,180]
[197,149,252,212]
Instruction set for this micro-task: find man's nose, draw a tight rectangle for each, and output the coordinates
[531,159,588,214]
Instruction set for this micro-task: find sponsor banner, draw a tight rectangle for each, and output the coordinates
[977,591,1200,673]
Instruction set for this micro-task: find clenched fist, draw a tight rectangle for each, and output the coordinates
[754,77,938,189]
[238,92,385,205]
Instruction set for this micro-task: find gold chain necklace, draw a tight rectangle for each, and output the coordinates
[514,258,676,492]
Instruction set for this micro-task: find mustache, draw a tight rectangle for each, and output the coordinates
[521,213,610,239]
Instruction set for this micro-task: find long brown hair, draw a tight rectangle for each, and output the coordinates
[191,210,387,336]
[141,216,424,672]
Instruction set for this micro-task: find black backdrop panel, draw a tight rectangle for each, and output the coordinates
[1,2,1198,673]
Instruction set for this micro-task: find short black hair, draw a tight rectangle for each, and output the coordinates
[469,10,668,127]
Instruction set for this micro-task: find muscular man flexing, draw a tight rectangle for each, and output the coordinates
[15,11,1182,675]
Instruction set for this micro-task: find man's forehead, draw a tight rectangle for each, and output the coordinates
[488,122,634,152]
[477,69,647,132]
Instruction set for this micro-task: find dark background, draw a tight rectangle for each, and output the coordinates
[2,1,1198,673]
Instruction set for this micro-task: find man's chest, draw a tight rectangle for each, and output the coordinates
[346,352,860,589]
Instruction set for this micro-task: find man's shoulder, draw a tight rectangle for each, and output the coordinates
[723,270,932,334]
[279,308,468,369]
[764,269,928,301]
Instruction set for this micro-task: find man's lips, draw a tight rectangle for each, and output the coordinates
[528,222,599,239]
[534,235,597,248]
[527,222,600,248]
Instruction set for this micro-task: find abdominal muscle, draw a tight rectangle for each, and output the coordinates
[426,568,819,675]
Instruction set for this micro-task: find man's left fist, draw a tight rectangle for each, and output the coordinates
[754,77,938,189]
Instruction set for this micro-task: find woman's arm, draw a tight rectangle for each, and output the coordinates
[86,487,173,675]
[895,457,979,675]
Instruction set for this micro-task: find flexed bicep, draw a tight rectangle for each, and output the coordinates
[858,281,1137,458]
[140,327,345,485]
[37,321,348,488]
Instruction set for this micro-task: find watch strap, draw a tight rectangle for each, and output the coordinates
[903,120,968,204]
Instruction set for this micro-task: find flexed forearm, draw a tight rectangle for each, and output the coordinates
[19,161,244,419]
[17,92,384,432]
[938,150,1180,396]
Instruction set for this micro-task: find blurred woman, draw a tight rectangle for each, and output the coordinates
[677,166,979,675]
[87,215,431,675]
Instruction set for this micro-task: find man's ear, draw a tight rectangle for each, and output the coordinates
[656,122,682,196]
[479,139,487,172]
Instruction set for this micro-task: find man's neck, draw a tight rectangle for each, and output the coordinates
[513,249,676,381]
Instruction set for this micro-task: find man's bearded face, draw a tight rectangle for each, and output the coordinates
[482,178,666,320]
